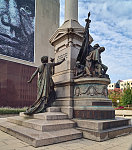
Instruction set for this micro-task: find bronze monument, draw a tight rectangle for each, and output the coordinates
[25,56,65,115]
[75,12,108,79]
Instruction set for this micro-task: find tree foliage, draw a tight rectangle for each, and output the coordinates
[108,88,123,106]
[121,86,132,106]
[108,84,132,107]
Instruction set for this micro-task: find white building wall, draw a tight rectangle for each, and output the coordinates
[108,83,116,90]
[120,79,132,90]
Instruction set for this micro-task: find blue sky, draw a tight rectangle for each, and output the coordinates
[60,0,132,83]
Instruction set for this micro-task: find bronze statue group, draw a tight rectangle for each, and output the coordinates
[25,12,109,115]
[74,12,108,79]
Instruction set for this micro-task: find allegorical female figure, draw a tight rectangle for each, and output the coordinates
[25,56,65,115]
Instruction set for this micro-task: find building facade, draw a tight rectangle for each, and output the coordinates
[120,79,132,90]
[108,83,116,90]
[108,79,132,90]
[0,0,60,107]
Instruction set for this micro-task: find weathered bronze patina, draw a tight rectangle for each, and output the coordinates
[25,56,65,115]
[75,12,108,78]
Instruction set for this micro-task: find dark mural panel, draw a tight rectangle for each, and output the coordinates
[0,59,37,107]
[0,0,35,62]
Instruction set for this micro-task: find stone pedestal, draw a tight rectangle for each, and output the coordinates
[50,21,84,118]
[73,77,115,120]
[50,0,93,118]
[73,77,132,141]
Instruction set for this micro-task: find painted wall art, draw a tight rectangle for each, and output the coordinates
[0,0,35,62]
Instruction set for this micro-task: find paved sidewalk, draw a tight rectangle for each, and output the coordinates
[0,118,132,150]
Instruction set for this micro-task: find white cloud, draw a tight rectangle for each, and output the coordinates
[60,0,65,25]
[60,0,132,83]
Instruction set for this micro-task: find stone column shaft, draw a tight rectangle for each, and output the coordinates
[65,0,78,21]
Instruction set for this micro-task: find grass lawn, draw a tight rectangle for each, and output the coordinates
[0,107,27,114]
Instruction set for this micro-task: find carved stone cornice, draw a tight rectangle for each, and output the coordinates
[49,19,93,49]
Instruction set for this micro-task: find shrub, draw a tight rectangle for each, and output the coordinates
[108,88,123,106]
[122,85,132,106]
[0,107,27,114]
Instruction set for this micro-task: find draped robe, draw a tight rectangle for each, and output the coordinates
[25,63,55,115]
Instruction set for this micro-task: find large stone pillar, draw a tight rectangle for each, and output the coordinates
[35,0,60,66]
[50,0,85,118]
[65,0,78,21]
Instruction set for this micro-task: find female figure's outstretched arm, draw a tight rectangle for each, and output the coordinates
[27,68,39,83]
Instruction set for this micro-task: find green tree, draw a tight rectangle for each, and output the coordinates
[108,88,123,106]
[122,86,132,106]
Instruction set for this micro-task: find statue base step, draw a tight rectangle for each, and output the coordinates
[74,117,132,141]
[0,107,82,147]
[73,109,115,120]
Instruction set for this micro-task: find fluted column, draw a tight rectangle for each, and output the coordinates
[65,0,78,21]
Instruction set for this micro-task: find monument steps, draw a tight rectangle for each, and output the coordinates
[0,107,82,147]
[77,125,132,142]
[0,121,82,147]
[7,116,76,131]
[74,117,131,131]
[74,117,132,142]
[46,107,61,112]
[20,112,68,120]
